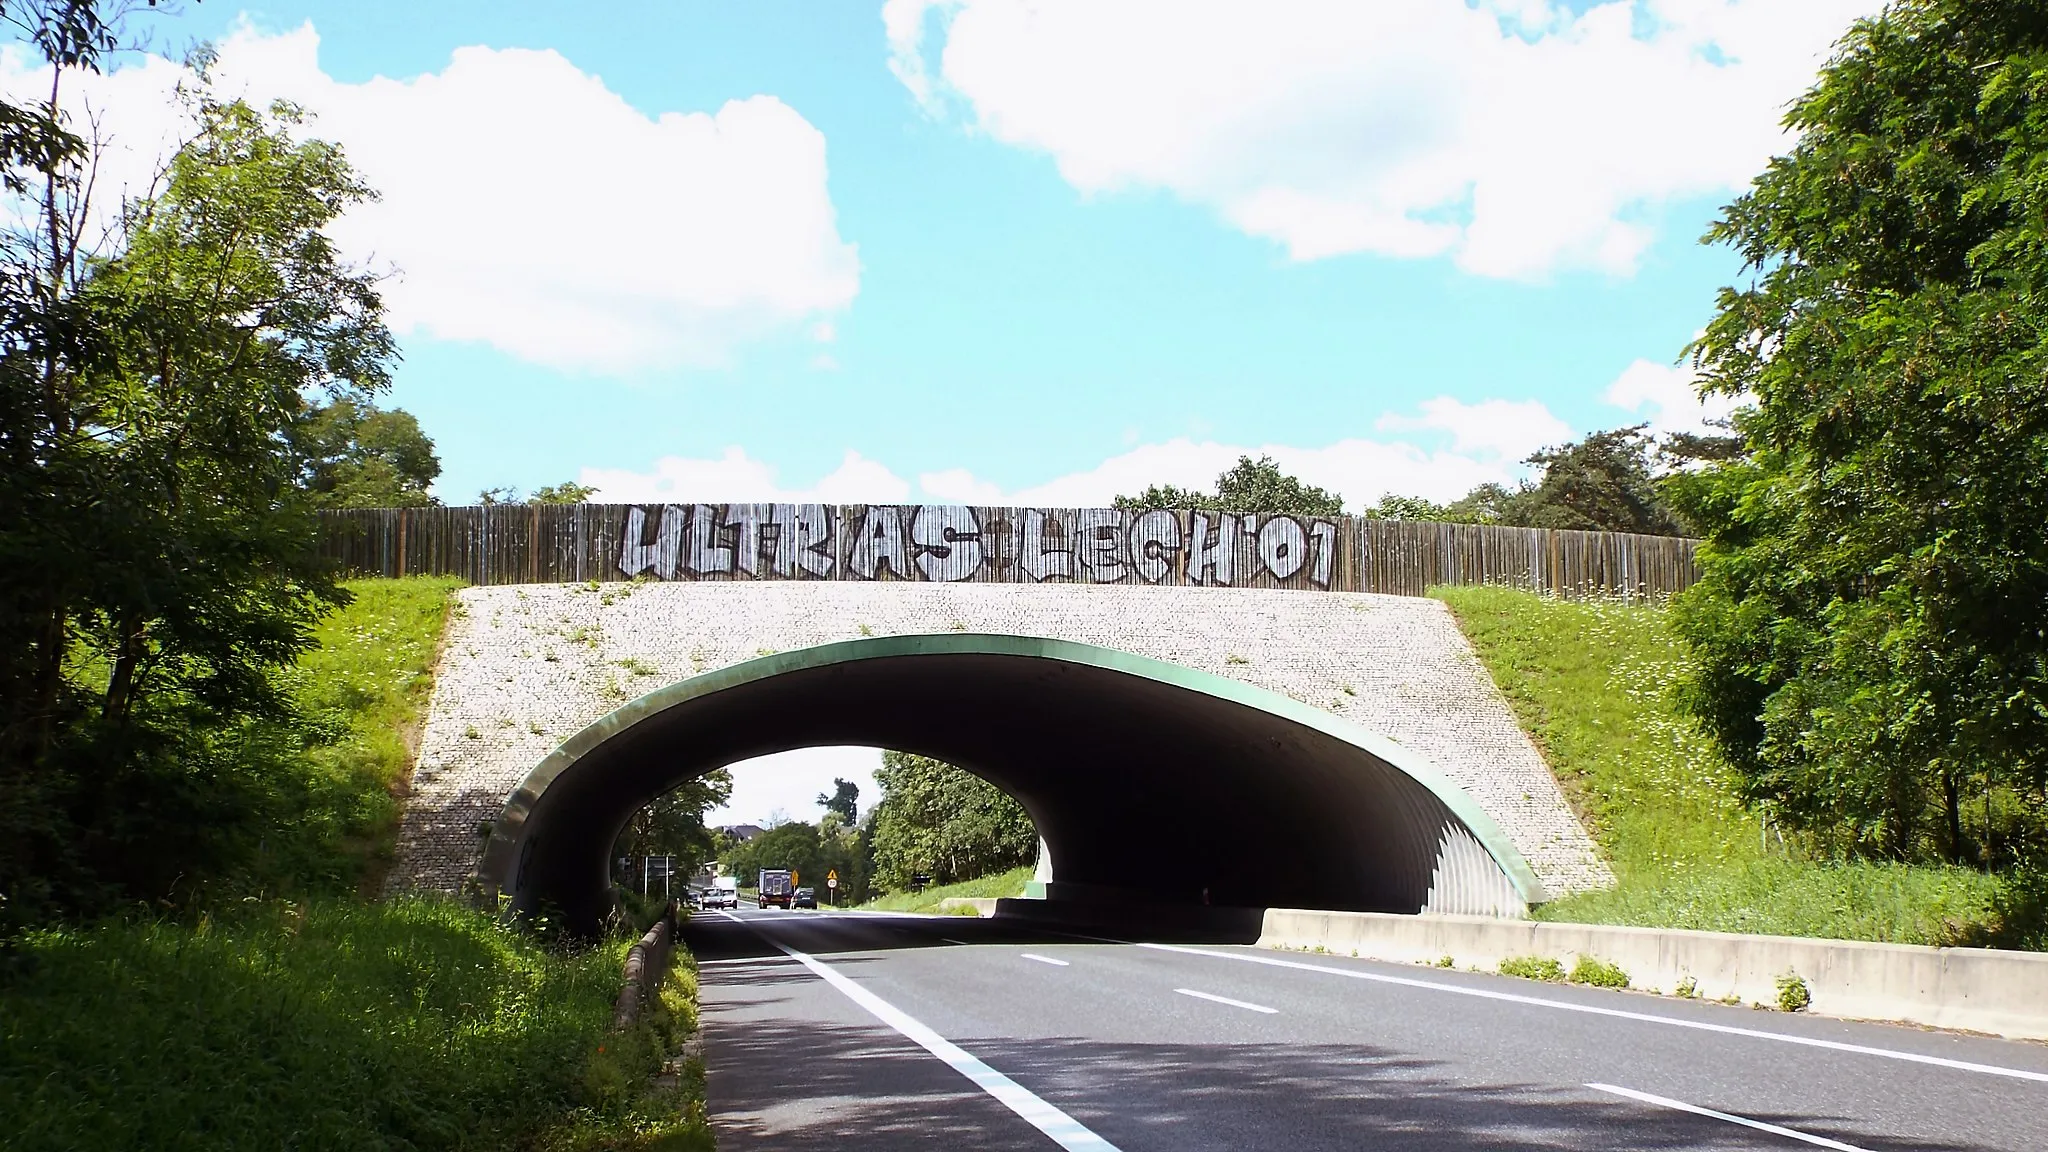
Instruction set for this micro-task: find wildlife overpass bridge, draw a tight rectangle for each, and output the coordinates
[392,574,1614,933]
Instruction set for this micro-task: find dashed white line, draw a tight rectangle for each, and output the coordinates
[1022,953,1071,967]
[1588,1083,1873,1151]
[717,912,1118,1151]
[1175,988,1277,1014]
[1131,941,2048,1084]
[942,938,972,946]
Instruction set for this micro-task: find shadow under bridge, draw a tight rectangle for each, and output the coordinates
[481,633,1547,933]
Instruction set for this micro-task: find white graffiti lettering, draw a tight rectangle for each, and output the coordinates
[1257,516,1308,581]
[618,504,685,579]
[1128,510,1181,583]
[910,505,983,582]
[1072,508,1127,583]
[683,504,734,577]
[1309,519,1336,589]
[1019,509,1075,582]
[770,503,836,579]
[848,505,910,579]
[1188,512,1238,586]
[614,503,1343,590]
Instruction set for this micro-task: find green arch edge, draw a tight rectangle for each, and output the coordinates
[482,632,1549,907]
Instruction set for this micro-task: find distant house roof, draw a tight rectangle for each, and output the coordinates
[720,823,765,842]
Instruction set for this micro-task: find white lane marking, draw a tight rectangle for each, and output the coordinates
[1587,1083,1873,1151]
[1130,942,2048,1084]
[1175,988,1277,1015]
[716,912,1119,1151]
[943,938,972,946]
[1022,953,1070,967]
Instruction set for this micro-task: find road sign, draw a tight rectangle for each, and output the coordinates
[827,876,838,888]
[826,869,838,882]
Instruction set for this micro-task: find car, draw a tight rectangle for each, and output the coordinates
[792,887,817,909]
[703,887,738,910]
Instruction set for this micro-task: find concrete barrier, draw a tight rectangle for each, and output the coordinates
[1259,909,2048,1040]
[936,897,999,916]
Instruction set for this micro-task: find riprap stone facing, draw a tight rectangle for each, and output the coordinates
[391,581,1614,899]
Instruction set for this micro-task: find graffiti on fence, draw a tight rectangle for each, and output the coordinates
[616,504,1340,588]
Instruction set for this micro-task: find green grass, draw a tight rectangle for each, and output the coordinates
[0,897,711,1151]
[857,866,1036,913]
[272,575,462,893]
[1432,585,2008,946]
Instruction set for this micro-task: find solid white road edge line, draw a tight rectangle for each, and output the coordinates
[1022,953,1071,967]
[1587,1083,1872,1151]
[1175,988,1278,1015]
[715,912,1119,1152]
[1126,941,2048,1084]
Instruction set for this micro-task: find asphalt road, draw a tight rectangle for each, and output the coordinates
[683,907,2048,1151]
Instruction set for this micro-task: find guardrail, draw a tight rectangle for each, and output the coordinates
[318,503,1699,601]
[1258,909,2048,1041]
[612,902,678,1032]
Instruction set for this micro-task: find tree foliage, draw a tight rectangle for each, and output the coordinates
[723,814,869,903]
[292,397,440,509]
[611,769,732,882]
[0,14,396,923]
[816,777,858,824]
[1671,0,2048,866]
[867,751,1036,891]
[1113,454,1344,516]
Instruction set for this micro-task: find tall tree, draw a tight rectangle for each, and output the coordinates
[611,769,733,882]
[1672,0,2048,865]
[292,397,440,508]
[1113,454,1343,516]
[868,751,1036,891]
[817,777,858,824]
[1516,425,1684,535]
[0,28,395,919]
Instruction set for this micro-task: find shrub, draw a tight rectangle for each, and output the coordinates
[1775,971,1812,1013]
[1674,975,1699,999]
[0,897,707,1151]
[1568,955,1630,989]
[1497,955,1566,982]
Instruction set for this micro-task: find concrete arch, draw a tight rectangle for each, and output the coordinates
[481,633,1547,932]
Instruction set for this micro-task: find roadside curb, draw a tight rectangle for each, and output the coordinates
[1259,909,2048,1040]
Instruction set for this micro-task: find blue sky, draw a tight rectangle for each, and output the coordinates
[5,0,1883,821]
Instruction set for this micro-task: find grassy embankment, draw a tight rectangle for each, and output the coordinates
[858,866,1035,914]
[1433,585,2022,947]
[277,575,463,892]
[0,577,713,1150]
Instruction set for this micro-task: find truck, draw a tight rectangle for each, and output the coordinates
[757,868,794,909]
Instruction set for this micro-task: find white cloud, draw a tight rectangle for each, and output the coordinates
[810,320,837,343]
[937,435,1513,509]
[581,380,1734,514]
[582,447,912,505]
[707,746,883,828]
[1375,396,1572,461]
[0,23,858,373]
[1603,357,1741,437]
[885,0,1879,278]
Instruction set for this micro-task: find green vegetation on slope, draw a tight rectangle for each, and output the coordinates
[1433,586,2018,946]
[271,575,462,893]
[0,897,711,1152]
[858,865,1035,914]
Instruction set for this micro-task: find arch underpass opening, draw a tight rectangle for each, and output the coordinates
[481,634,1546,934]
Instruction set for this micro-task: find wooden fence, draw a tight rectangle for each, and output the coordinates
[316,503,1698,601]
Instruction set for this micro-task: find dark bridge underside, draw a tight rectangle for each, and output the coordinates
[482,635,1544,933]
